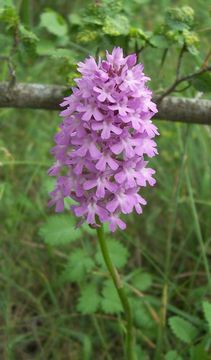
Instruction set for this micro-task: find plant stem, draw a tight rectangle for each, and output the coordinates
[96,225,136,360]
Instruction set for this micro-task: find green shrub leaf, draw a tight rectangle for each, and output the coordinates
[101,280,123,314]
[102,15,129,36]
[202,301,211,332]
[169,316,198,344]
[39,215,82,246]
[77,283,101,314]
[131,270,152,291]
[62,249,95,283]
[95,239,128,269]
[40,10,68,37]
[165,350,183,360]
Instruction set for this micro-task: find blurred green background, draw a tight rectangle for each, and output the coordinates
[0,0,211,359]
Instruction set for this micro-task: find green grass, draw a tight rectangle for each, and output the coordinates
[1,112,210,359]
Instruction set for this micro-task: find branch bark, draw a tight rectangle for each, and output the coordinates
[0,82,211,125]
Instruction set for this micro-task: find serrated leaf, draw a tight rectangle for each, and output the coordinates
[39,215,82,246]
[133,301,154,329]
[203,301,211,332]
[131,271,152,291]
[103,15,129,36]
[165,350,182,360]
[40,10,68,37]
[96,239,128,269]
[101,280,123,314]
[62,249,95,283]
[169,316,198,344]
[77,283,101,314]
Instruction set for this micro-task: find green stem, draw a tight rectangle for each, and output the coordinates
[96,225,136,360]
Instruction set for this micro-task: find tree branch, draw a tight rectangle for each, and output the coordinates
[157,65,211,102]
[0,82,211,125]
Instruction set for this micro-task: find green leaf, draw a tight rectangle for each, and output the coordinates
[101,280,123,314]
[190,343,209,360]
[0,0,15,7]
[95,239,128,269]
[62,249,95,283]
[131,271,152,291]
[19,24,39,43]
[187,44,198,56]
[133,301,154,329]
[165,350,183,360]
[150,34,170,49]
[51,48,75,60]
[77,283,101,314]
[103,15,130,36]
[39,215,82,246]
[192,73,211,93]
[40,10,68,37]
[169,316,198,344]
[0,5,19,29]
[76,30,98,44]
[203,301,211,332]
[133,0,151,3]
[129,27,150,41]
[68,13,81,26]
[165,6,195,30]
[36,40,55,56]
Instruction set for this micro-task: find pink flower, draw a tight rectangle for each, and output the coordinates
[49,47,159,231]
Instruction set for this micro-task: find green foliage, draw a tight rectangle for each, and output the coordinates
[102,15,130,36]
[39,215,82,246]
[95,239,128,269]
[40,9,68,37]
[165,6,195,30]
[169,316,198,344]
[77,283,101,314]
[190,343,210,360]
[165,350,183,360]
[131,270,152,291]
[101,280,123,314]
[0,5,19,30]
[202,301,211,332]
[62,249,95,283]
[19,24,39,44]
[150,34,170,49]
[192,73,211,93]
[133,301,155,330]
[151,5,199,55]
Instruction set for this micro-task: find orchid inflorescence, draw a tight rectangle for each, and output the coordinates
[48,47,159,231]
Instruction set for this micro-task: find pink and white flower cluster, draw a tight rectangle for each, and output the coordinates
[48,47,159,232]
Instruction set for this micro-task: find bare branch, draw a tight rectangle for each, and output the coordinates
[0,82,211,125]
[0,82,67,110]
[157,65,211,102]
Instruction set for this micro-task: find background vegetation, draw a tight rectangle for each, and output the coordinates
[0,0,211,359]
